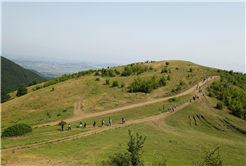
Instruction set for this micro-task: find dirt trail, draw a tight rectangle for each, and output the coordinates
[33,76,219,127]
[2,76,219,153]
[1,97,195,153]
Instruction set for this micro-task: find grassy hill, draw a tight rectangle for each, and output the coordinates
[1,60,245,165]
[1,56,47,93]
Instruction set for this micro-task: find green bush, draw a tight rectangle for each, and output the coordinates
[176,67,180,70]
[190,68,193,72]
[166,62,169,66]
[167,75,171,80]
[121,82,125,87]
[179,80,186,86]
[217,101,224,110]
[57,113,61,116]
[2,123,32,138]
[112,80,119,87]
[161,67,168,73]
[209,92,215,97]
[95,78,100,81]
[106,79,110,85]
[168,97,179,102]
[169,68,172,74]
[35,85,42,90]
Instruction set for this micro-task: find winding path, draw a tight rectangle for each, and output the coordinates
[2,76,220,153]
[33,77,219,127]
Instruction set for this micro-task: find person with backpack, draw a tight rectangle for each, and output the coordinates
[123,117,125,123]
[102,119,104,126]
[68,124,71,130]
[110,118,112,126]
[122,117,124,123]
[93,120,96,127]
[80,120,83,128]
[84,122,86,128]
[163,105,165,110]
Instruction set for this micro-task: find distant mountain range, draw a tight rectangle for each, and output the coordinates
[4,55,119,77]
[1,56,47,93]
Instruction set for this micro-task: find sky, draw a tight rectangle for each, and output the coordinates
[1,1,245,73]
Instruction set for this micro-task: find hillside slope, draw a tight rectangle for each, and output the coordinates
[1,56,46,93]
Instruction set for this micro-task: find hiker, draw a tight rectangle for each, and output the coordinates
[190,99,192,102]
[123,117,125,123]
[62,123,64,131]
[68,123,71,130]
[109,117,111,124]
[169,107,172,112]
[175,104,176,109]
[203,92,205,96]
[122,117,124,123]
[93,120,96,127]
[80,120,83,128]
[163,105,165,110]
[102,119,104,126]
[198,96,200,100]
[172,107,175,112]
[110,118,112,126]
[84,122,86,128]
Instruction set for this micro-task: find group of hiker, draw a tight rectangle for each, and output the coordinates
[163,104,177,113]
[61,117,126,131]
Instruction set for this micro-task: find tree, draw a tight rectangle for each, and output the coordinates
[191,146,223,166]
[29,78,39,86]
[16,84,28,97]
[1,90,11,103]
[166,62,169,66]
[105,129,147,166]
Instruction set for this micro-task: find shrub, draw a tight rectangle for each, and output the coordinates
[180,80,186,86]
[169,68,171,74]
[209,92,215,97]
[112,80,119,87]
[121,82,125,87]
[166,62,169,66]
[1,90,10,103]
[106,79,110,85]
[35,85,42,90]
[52,87,54,91]
[161,67,168,73]
[95,71,100,76]
[217,101,224,110]
[95,78,100,81]
[176,67,179,70]
[168,97,178,102]
[167,75,171,80]
[2,123,32,138]
[190,68,193,72]
[149,66,153,70]
[57,113,61,116]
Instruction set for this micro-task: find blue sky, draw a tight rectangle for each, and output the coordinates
[1,2,245,72]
